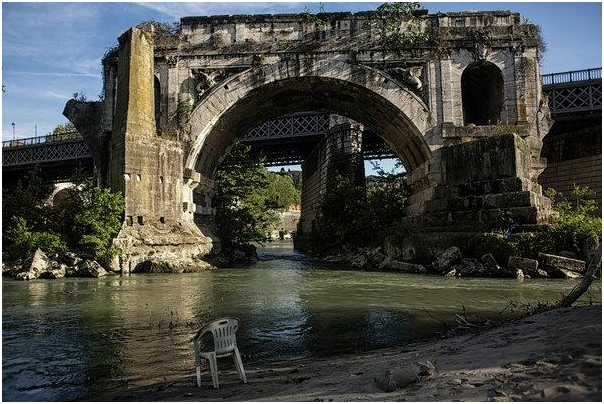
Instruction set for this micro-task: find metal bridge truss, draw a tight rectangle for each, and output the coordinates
[542,68,602,116]
[2,137,91,167]
[244,112,330,141]
[2,136,93,183]
[242,112,395,166]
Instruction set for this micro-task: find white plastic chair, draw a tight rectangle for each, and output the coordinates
[192,318,247,388]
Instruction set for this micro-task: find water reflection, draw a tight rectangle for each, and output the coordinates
[2,241,600,401]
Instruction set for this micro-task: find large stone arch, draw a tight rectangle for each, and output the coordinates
[183,59,436,218]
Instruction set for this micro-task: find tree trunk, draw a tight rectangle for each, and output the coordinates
[556,243,602,307]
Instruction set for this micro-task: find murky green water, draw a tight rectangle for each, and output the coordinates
[2,241,600,401]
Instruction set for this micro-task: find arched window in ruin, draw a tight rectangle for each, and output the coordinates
[461,61,504,125]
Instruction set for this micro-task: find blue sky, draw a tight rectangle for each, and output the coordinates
[2,1,602,144]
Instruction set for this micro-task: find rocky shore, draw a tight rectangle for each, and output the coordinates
[2,239,593,281]
[1,247,215,280]
[320,243,591,280]
[91,304,602,402]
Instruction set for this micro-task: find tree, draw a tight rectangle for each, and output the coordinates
[2,166,63,260]
[311,159,410,250]
[47,122,79,141]
[546,185,602,257]
[264,171,301,210]
[56,177,124,262]
[3,166,125,262]
[213,142,278,249]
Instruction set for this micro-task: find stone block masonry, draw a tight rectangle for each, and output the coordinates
[108,28,213,272]
[419,134,552,230]
[299,121,365,235]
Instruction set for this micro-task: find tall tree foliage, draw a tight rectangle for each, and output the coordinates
[47,122,79,141]
[213,143,301,250]
[264,171,301,210]
[213,143,275,249]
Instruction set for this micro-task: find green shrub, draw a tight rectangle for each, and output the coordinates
[58,181,124,261]
[546,186,602,256]
[5,217,67,260]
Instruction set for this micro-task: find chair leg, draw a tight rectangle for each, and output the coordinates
[208,352,219,389]
[232,347,247,383]
[193,341,202,387]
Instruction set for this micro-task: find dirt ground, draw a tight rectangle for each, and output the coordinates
[93,304,602,402]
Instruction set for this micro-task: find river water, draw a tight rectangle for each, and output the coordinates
[2,241,600,401]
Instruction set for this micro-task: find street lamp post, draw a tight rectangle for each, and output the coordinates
[11,122,15,144]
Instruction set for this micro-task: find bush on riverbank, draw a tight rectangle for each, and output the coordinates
[546,186,602,259]
[3,168,124,265]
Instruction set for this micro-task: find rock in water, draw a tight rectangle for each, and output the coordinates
[508,256,538,276]
[17,248,51,280]
[76,260,107,278]
[481,253,501,276]
[432,247,462,272]
[538,253,586,277]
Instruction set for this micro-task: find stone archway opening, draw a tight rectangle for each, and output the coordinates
[461,61,504,125]
[191,76,430,181]
[52,188,70,206]
[188,74,430,243]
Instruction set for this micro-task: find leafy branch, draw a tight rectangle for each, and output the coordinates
[374,2,428,52]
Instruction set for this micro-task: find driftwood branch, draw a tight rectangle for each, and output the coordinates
[556,243,602,307]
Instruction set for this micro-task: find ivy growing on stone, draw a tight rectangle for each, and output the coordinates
[374,2,428,53]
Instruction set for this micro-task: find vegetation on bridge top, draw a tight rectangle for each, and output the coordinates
[101,2,545,62]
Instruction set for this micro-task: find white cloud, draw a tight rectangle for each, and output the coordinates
[44,91,73,101]
[135,2,303,19]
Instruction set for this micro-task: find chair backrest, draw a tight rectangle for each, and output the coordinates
[196,318,240,355]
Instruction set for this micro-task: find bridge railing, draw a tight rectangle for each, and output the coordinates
[244,113,330,141]
[2,131,82,148]
[2,135,91,167]
[542,68,602,85]
[542,69,602,115]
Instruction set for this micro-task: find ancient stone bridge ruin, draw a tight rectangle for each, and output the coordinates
[63,9,553,271]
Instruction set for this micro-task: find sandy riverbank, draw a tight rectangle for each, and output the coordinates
[94,304,602,402]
